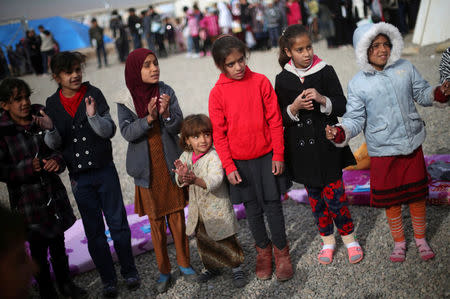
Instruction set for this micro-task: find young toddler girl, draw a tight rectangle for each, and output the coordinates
[116,48,195,293]
[275,24,363,265]
[173,114,246,288]
[208,35,293,282]
[326,22,447,262]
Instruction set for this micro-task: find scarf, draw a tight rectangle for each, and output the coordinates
[125,48,160,118]
[59,84,87,118]
[192,152,206,164]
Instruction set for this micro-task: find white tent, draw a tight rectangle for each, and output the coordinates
[412,0,450,46]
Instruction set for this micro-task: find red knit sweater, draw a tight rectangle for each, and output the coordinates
[208,66,284,175]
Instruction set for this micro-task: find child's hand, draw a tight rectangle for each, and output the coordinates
[147,97,158,124]
[42,159,60,172]
[159,93,170,118]
[85,96,96,116]
[227,170,242,185]
[325,125,337,140]
[182,170,197,185]
[292,90,314,111]
[441,80,449,97]
[173,159,189,177]
[303,88,326,105]
[32,110,54,130]
[32,158,41,172]
[272,161,284,175]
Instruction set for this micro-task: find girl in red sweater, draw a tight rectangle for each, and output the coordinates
[208,35,293,282]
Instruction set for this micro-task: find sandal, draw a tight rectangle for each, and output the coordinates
[415,238,435,261]
[347,246,363,264]
[318,248,334,265]
[390,242,406,262]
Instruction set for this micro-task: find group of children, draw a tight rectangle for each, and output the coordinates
[0,21,447,298]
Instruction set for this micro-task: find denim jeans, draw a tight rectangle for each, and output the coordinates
[96,43,108,67]
[268,27,280,48]
[131,32,142,49]
[70,162,138,284]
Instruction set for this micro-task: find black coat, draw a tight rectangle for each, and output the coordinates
[275,65,355,187]
[46,82,113,175]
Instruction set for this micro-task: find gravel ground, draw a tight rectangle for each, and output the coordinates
[1,34,449,298]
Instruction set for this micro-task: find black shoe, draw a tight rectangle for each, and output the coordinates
[39,284,59,299]
[59,280,88,298]
[232,269,247,288]
[197,269,220,283]
[102,282,118,298]
[125,275,141,291]
[156,275,172,294]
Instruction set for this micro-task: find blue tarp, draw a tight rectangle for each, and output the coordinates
[0,16,112,51]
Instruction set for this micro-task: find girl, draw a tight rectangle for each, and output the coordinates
[173,114,246,288]
[326,22,446,262]
[42,51,140,298]
[116,48,196,293]
[275,24,363,265]
[0,78,86,298]
[208,35,293,282]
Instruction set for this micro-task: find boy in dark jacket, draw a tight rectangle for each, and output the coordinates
[36,52,140,298]
[0,78,86,298]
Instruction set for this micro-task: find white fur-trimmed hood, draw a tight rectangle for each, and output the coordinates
[353,22,403,73]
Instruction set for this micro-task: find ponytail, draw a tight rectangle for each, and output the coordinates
[277,24,311,68]
[278,33,291,68]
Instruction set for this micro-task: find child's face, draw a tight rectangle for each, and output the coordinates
[368,34,391,71]
[284,35,314,69]
[141,54,160,84]
[222,49,246,80]
[1,88,31,122]
[54,63,83,94]
[186,132,212,155]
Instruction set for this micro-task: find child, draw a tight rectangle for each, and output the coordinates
[326,22,447,262]
[208,35,293,282]
[275,24,363,265]
[173,114,246,288]
[116,48,196,294]
[0,78,86,298]
[38,52,140,297]
[0,203,35,299]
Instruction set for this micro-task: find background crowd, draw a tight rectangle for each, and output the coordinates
[0,0,422,79]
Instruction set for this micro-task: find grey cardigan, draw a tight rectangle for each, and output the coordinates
[116,82,183,188]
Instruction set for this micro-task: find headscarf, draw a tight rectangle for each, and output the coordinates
[125,48,159,118]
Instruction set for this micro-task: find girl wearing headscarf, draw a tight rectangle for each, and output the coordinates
[116,48,196,293]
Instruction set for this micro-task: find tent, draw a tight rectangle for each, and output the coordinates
[0,16,111,51]
[412,0,450,46]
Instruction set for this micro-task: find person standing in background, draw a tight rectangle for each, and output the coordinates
[128,8,143,49]
[110,10,130,63]
[38,25,56,74]
[89,18,108,68]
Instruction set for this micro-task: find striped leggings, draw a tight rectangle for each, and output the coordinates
[385,199,427,242]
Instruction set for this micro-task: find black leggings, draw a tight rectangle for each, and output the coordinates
[243,199,287,250]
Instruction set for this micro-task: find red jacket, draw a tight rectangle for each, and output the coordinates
[208,66,284,175]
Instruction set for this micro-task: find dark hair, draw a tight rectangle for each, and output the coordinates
[0,204,26,256]
[38,25,44,29]
[50,51,86,76]
[91,18,97,23]
[111,9,118,15]
[278,24,310,68]
[179,114,212,151]
[367,33,392,57]
[128,7,135,12]
[211,35,248,72]
[0,77,31,104]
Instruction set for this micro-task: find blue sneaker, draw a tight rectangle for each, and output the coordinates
[179,265,197,282]
[156,273,172,293]
[125,275,141,291]
[102,282,118,298]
